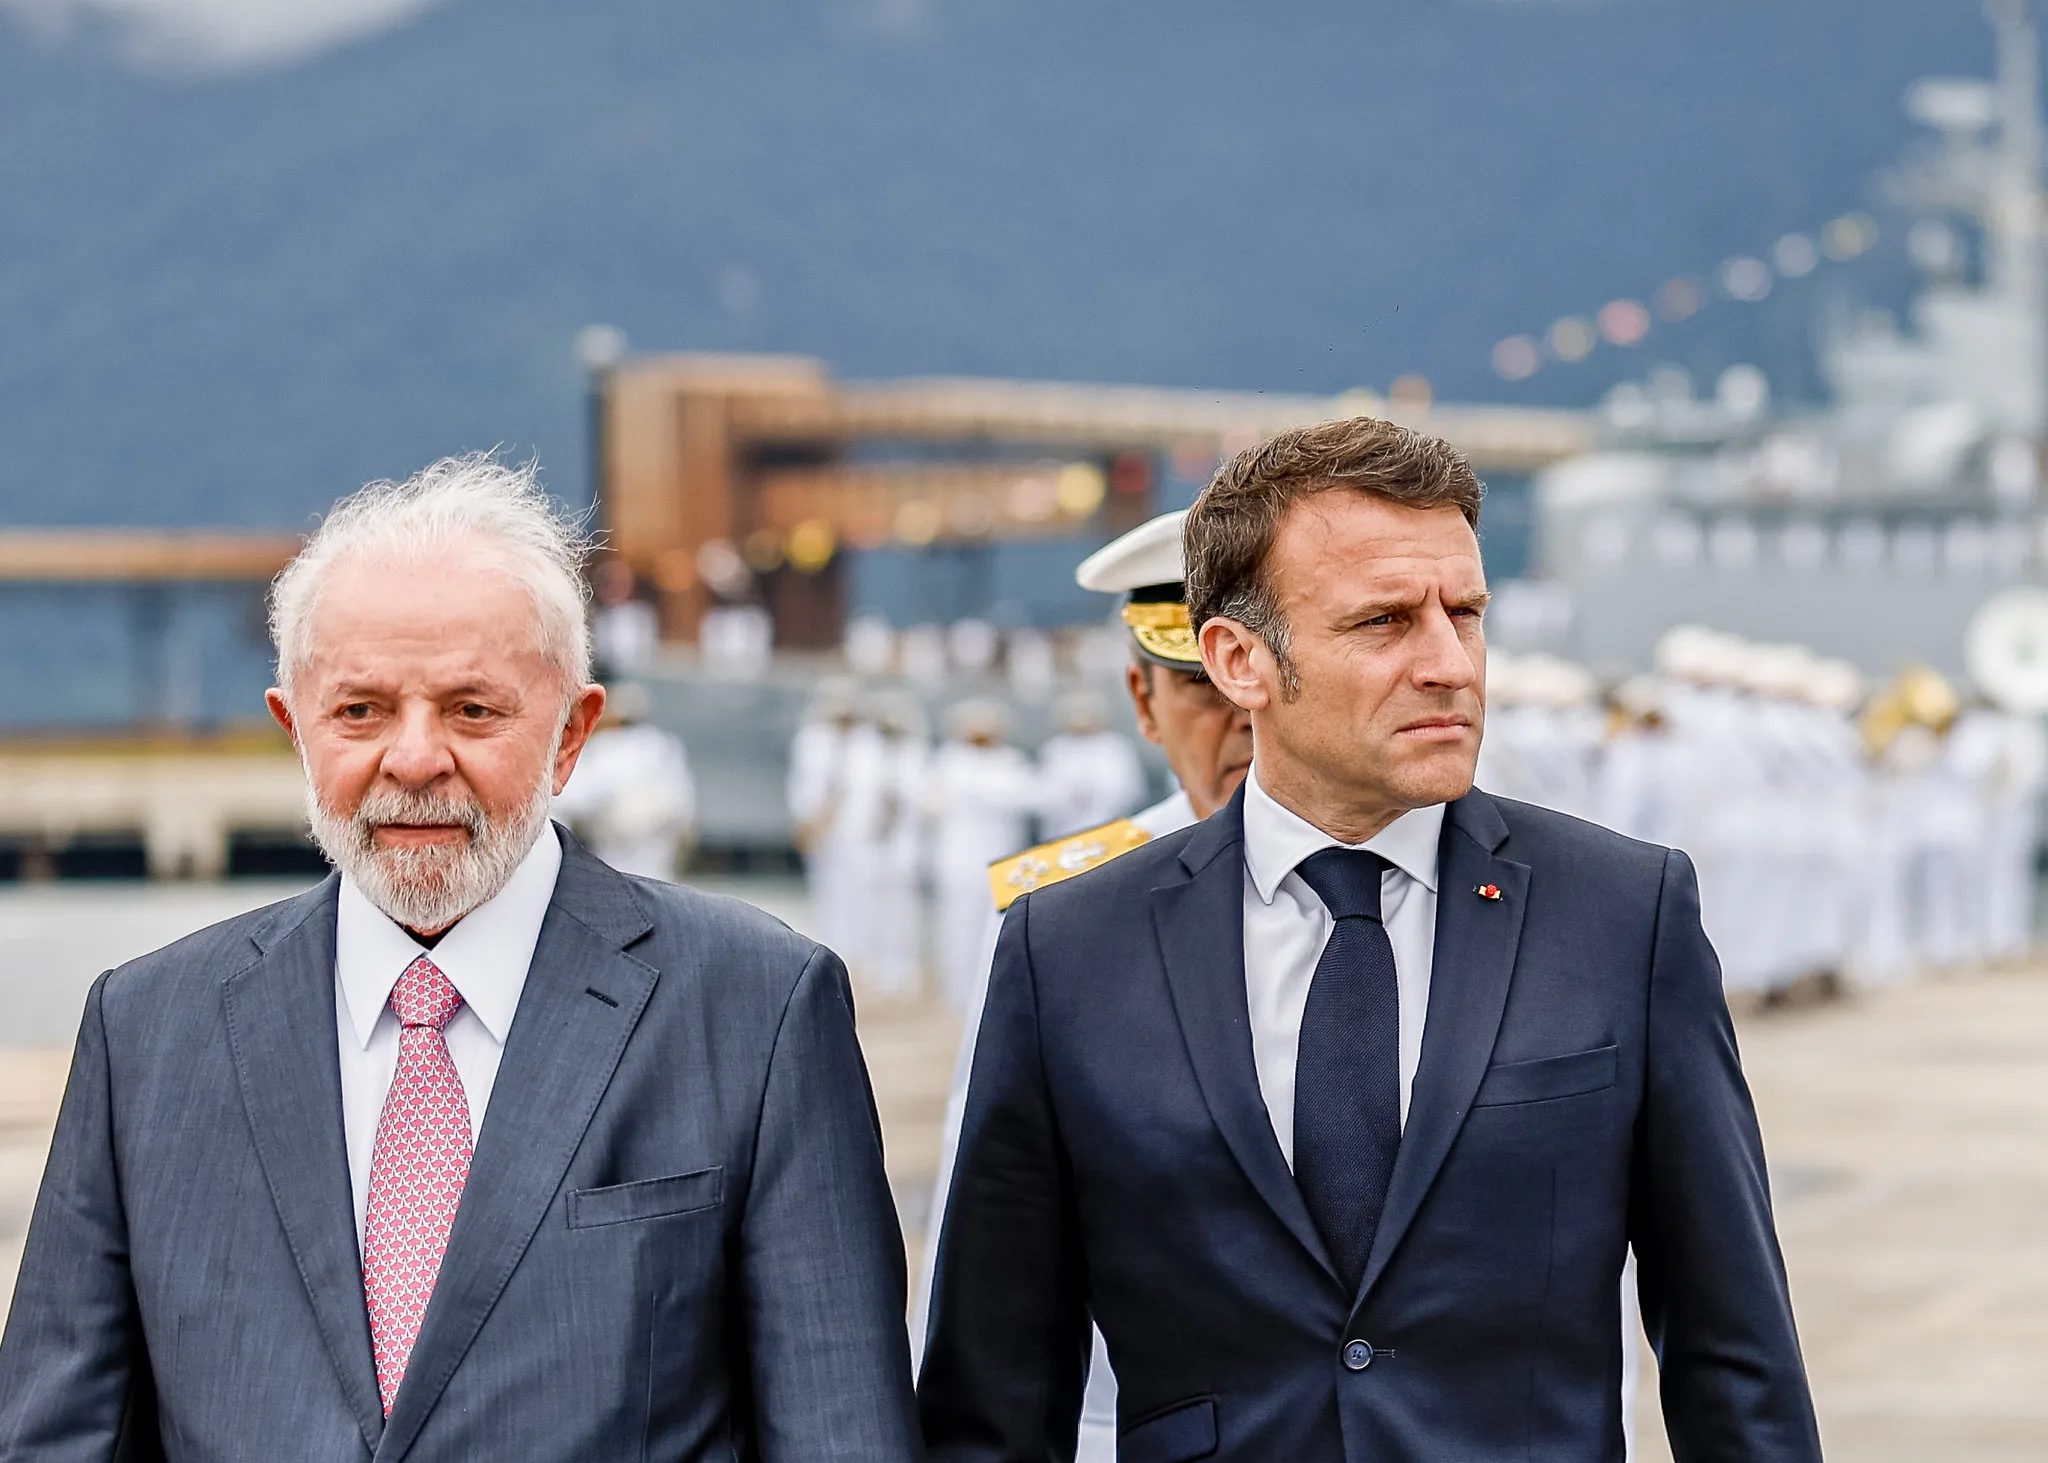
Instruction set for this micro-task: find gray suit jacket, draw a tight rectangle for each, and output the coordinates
[0,831,921,1462]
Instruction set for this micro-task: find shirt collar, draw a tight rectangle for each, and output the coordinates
[335,823,564,1050]
[1242,764,1445,905]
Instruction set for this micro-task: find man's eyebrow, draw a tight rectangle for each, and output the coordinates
[1344,585,1428,618]
[1343,586,1491,619]
[323,678,514,700]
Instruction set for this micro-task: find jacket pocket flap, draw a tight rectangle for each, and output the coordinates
[1473,1044,1618,1107]
[568,1167,723,1228]
[1121,1395,1218,1463]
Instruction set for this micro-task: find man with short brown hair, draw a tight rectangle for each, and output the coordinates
[920,418,1820,1462]
[1182,415,1483,686]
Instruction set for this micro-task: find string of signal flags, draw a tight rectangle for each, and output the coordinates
[1489,210,1881,383]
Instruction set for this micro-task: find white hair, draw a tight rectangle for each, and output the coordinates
[269,453,593,703]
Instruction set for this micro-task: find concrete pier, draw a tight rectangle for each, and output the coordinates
[0,745,305,880]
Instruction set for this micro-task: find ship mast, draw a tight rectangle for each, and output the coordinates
[1880,0,2048,437]
[1987,0,2044,387]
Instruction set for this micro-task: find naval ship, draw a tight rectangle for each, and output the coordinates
[1523,0,2048,683]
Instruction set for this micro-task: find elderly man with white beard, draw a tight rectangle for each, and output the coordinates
[0,457,922,1463]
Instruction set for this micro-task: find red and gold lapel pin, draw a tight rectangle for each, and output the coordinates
[1476,884,1502,901]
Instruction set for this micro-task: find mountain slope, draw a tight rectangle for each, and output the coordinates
[0,0,1996,528]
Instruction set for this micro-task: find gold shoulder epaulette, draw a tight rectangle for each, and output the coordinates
[988,817,1154,912]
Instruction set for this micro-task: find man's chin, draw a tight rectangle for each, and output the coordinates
[354,851,489,932]
[1386,750,1479,809]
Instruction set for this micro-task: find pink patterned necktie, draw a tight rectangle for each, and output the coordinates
[362,955,473,1416]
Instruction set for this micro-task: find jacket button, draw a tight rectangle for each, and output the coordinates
[1342,1339,1373,1371]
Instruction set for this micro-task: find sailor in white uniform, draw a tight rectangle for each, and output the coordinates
[844,692,931,996]
[1596,676,1688,849]
[913,510,1254,1461]
[1856,666,1975,979]
[550,681,696,879]
[1036,689,1148,839]
[928,699,1039,1011]
[1947,700,2048,960]
[787,678,869,965]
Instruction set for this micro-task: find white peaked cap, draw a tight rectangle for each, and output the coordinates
[1075,510,1188,593]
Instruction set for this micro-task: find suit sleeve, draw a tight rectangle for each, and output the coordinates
[740,945,922,1463]
[918,897,1091,1463]
[1631,850,1823,1462]
[0,973,160,1463]
[908,903,1005,1372]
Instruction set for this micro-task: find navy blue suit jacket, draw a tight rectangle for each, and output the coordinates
[0,831,921,1462]
[919,787,1821,1462]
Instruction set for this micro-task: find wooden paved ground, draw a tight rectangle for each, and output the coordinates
[4,923,2045,1458]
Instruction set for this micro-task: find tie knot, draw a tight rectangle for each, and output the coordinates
[1296,847,1389,923]
[390,956,463,1031]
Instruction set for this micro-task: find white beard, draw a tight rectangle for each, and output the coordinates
[306,775,554,933]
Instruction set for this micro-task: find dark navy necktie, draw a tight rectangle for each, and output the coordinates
[1291,847,1402,1294]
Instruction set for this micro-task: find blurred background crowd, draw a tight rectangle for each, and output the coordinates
[581,615,2039,1019]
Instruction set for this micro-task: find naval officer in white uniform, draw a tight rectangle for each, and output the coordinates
[912,509,1254,1461]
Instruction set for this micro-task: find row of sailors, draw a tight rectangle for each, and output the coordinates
[787,687,1149,1003]
[579,615,2039,1007]
[1481,633,2046,994]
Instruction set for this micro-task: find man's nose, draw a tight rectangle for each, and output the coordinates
[380,703,456,786]
[1413,606,1479,689]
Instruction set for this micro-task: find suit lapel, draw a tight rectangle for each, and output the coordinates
[222,876,386,1455]
[1150,789,1338,1283]
[1356,790,1526,1303]
[376,837,657,1463]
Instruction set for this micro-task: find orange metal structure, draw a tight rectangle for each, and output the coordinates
[599,353,1594,646]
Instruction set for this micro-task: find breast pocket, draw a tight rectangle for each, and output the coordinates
[566,1166,724,1228]
[1472,1044,1617,1107]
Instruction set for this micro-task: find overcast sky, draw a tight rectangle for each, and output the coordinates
[0,0,437,70]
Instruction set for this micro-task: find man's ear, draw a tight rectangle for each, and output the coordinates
[1125,662,1164,746]
[265,688,300,750]
[551,684,609,795]
[1197,616,1273,714]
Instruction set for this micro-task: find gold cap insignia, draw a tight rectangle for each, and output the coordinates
[988,817,1154,911]
[1120,600,1201,666]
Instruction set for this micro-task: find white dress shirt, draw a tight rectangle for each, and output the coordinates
[1240,767,1445,1168]
[335,824,564,1247]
